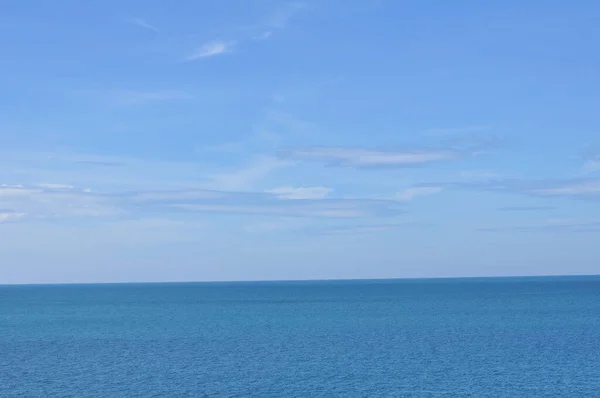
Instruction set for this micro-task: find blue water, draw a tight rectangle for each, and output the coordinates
[1,277,599,397]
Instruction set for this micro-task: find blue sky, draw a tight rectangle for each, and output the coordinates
[1,0,600,283]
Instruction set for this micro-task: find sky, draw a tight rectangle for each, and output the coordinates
[1,0,600,284]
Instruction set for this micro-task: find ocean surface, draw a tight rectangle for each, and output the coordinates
[1,276,599,397]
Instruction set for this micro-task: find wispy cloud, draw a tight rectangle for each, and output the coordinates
[530,180,600,197]
[243,218,308,233]
[309,222,429,235]
[207,157,291,191]
[395,187,443,201]
[479,219,600,233]
[459,170,502,182]
[127,17,159,33]
[36,183,75,190]
[253,31,273,40]
[448,178,600,200]
[283,147,460,168]
[130,188,402,219]
[578,146,600,173]
[183,2,307,60]
[0,184,120,221]
[0,184,42,197]
[0,182,403,222]
[443,133,502,154]
[583,160,600,173]
[497,206,556,212]
[167,200,393,218]
[266,186,331,200]
[1,149,271,193]
[0,211,26,223]
[186,40,234,60]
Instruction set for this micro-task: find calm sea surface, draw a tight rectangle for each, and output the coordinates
[1,276,599,397]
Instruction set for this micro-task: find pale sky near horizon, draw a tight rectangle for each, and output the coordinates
[1,0,600,284]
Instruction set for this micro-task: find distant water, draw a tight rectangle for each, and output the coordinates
[1,277,600,397]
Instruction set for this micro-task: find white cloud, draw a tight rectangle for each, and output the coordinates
[0,212,26,223]
[395,187,443,201]
[266,186,332,200]
[36,183,75,190]
[186,40,234,60]
[287,147,458,167]
[0,184,120,221]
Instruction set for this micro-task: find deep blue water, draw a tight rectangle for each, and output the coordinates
[1,276,599,397]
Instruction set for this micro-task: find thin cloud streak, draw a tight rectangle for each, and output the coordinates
[395,187,443,201]
[0,185,42,197]
[186,40,234,60]
[183,2,306,60]
[479,219,600,233]
[459,170,502,182]
[169,202,370,218]
[207,157,291,191]
[0,183,404,221]
[0,184,121,220]
[253,31,273,40]
[443,178,600,200]
[128,17,159,33]
[0,212,26,223]
[284,147,460,168]
[497,206,556,212]
[531,180,600,197]
[308,222,430,235]
[266,186,332,200]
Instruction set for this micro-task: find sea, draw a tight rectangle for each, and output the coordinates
[1,276,599,397]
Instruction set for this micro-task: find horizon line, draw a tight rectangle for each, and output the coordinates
[2,273,599,287]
